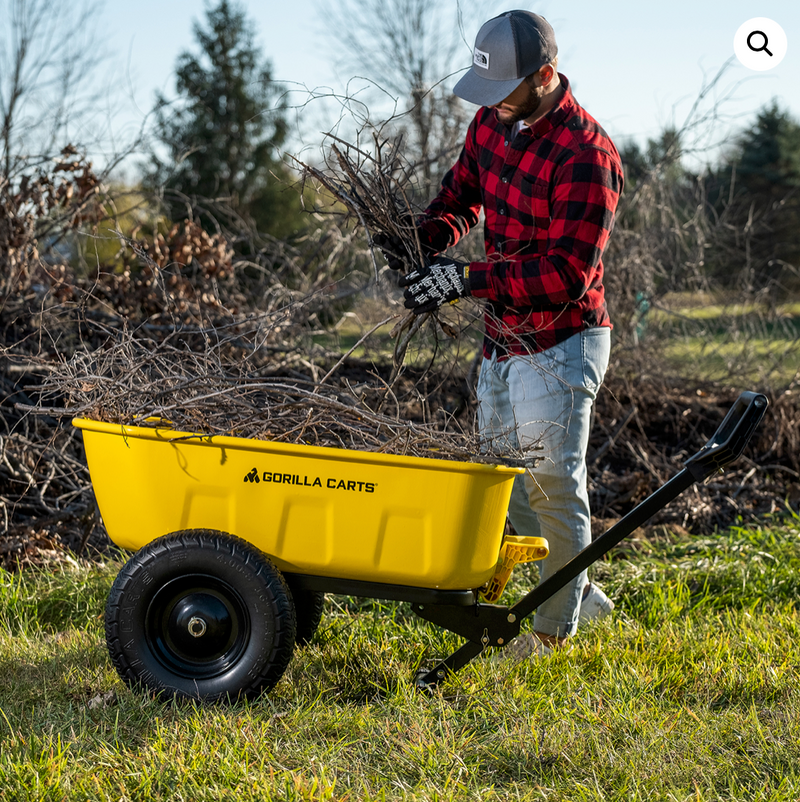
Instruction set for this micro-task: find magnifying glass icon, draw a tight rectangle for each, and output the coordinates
[747,30,774,56]
[735,18,786,71]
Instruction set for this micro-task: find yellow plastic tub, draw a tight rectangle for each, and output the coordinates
[74,418,525,590]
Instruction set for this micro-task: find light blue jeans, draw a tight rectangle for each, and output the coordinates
[476,327,611,638]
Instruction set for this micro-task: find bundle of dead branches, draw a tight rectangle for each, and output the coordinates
[295,134,428,279]
[293,133,488,374]
[17,324,537,470]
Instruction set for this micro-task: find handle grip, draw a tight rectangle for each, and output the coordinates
[684,391,768,481]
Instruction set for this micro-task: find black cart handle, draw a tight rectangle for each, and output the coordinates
[684,391,768,482]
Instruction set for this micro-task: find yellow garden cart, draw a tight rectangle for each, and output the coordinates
[75,390,767,701]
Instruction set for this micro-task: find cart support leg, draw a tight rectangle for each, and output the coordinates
[415,642,484,692]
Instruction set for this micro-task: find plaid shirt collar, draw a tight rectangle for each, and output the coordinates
[513,74,575,140]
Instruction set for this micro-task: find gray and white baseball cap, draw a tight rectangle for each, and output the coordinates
[454,10,558,107]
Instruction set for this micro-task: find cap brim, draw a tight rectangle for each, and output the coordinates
[453,70,526,107]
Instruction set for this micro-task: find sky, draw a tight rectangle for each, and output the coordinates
[98,0,800,172]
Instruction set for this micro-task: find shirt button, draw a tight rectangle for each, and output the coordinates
[502,177,508,183]
[504,140,509,147]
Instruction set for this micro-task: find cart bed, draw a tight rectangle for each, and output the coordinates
[74,419,523,590]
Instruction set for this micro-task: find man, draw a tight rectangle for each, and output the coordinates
[381,10,624,657]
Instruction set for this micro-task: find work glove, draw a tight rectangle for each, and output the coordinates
[373,217,437,272]
[398,256,471,314]
[372,230,411,271]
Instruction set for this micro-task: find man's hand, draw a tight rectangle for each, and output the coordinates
[373,218,437,272]
[398,256,471,314]
[372,231,410,271]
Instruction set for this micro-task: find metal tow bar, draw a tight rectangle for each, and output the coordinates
[413,390,768,692]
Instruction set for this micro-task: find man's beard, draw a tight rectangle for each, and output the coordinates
[494,88,542,125]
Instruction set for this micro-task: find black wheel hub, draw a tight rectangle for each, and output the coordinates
[146,574,250,679]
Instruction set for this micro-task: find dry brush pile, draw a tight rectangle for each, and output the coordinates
[587,374,800,538]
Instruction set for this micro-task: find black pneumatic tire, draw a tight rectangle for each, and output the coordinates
[105,530,296,702]
[285,581,325,646]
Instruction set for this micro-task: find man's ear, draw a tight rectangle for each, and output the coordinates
[539,64,555,85]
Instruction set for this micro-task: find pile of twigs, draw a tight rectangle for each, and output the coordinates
[587,374,800,535]
[0,415,89,525]
[20,327,538,469]
[0,360,99,558]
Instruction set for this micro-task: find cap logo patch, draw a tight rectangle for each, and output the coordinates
[473,47,490,69]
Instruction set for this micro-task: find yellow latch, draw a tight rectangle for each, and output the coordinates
[479,534,549,603]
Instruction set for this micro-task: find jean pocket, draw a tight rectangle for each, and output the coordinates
[580,328,610,394]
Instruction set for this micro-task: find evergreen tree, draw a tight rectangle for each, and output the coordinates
[619,127,684,191]
[146,0,303,239]
[736,101,800,196]
[712,101,800,287]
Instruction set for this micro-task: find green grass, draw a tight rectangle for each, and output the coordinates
[642,297,800,386]
[3,520,800,800]
[661,337,800,386]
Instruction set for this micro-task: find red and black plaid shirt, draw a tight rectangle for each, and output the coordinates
[418,75,623,358]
